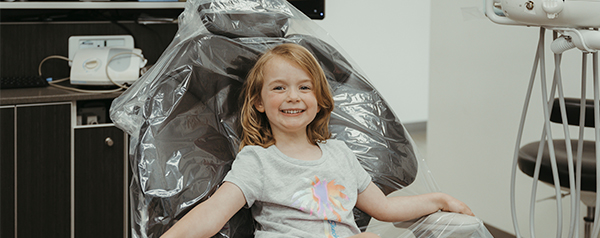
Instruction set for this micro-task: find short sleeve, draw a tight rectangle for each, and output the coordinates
[348,149,372,193]
[223,146,263,207]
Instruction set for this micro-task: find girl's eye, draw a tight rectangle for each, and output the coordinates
[273,86,285,90]
[300,85,312,90]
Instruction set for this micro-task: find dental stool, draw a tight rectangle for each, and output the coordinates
[109,0,492,237]
[518,98,597,238]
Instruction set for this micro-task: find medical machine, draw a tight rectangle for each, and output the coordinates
[68,35,146,86]
[485,0,600,238]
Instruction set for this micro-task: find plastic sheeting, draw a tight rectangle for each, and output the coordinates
[109,0,494,237]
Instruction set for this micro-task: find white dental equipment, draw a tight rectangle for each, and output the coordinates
[485,0,600,238]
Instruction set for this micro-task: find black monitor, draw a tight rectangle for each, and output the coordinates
[288,0,325,20]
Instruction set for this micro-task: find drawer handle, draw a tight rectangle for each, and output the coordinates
[105,137,114,147]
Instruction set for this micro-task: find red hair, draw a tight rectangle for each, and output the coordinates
[239,43,334,150]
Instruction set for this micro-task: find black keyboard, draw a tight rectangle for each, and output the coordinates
[1,76,49,89]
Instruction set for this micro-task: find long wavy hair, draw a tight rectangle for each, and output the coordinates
[239,43,334,150]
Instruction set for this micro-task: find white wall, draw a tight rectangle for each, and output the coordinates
[429,0,595,236]
[314,0,431,124]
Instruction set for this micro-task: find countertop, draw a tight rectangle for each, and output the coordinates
[1,85,123,105]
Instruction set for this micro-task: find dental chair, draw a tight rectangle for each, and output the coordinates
[109,0,492,237]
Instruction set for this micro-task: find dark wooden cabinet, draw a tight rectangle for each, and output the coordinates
[1,101,129,238]
[74,126,126,238]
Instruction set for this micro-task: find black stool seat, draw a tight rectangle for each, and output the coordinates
[518,139,597,192]
[550,98,596,127]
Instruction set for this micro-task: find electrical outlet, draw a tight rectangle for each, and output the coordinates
[68,35,134,66]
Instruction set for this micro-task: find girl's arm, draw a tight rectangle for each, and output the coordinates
[160,182,247,238]
[355,182,474,222]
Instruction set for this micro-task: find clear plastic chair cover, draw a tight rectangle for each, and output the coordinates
[109,0,494,237]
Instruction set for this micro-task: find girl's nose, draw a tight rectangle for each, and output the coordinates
[287,89,301,102]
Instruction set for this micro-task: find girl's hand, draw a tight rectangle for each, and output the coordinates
[438,192,475,216]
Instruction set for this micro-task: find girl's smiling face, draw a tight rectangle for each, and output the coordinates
[254,55,320,138]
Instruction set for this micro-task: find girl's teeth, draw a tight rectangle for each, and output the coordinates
[283,110,302,114]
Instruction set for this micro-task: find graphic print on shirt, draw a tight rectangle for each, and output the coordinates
[291,176,349,222]
[324,220,341,238]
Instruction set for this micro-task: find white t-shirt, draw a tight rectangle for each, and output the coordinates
[223,139,372,238]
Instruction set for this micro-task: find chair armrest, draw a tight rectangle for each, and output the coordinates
[393,211,482,237]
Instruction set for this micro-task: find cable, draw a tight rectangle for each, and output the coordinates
[530,28,550,238]
[529,45,563,238]
[511,27,545,238]
[49,78,124,94]
[38,55,71,76]
[573,52,588,238]
[529,27,565,238]
[554,39,577,238]
[37,54,128,94]
[537,27,564,238]
[591,50,600,238]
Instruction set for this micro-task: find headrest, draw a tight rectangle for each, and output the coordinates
[198,2,292,38]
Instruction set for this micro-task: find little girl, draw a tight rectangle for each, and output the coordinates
[161,43,474,238]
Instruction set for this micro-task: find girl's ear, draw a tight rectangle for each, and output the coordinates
[254,100,265,113]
